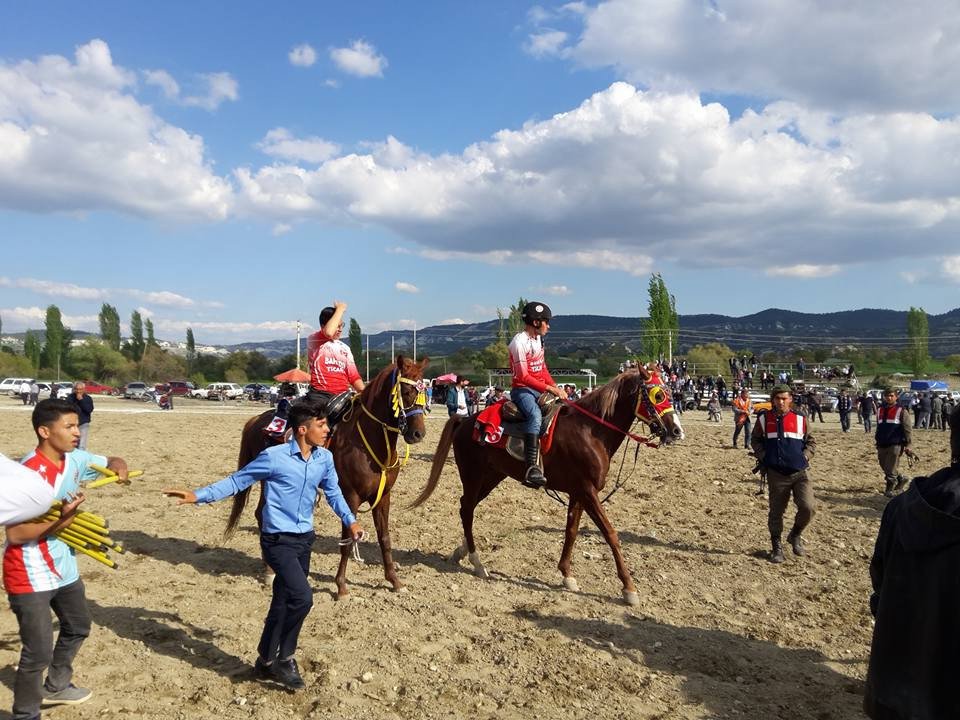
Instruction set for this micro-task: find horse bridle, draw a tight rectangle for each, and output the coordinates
[390,370,426,435]
[634,377,674,435]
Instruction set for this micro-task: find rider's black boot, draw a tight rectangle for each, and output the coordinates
[521,433,547,489]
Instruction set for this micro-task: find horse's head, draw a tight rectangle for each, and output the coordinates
[635,364,684,443]
[391,354,430,444]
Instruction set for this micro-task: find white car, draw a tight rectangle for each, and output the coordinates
[0,377,35,396]
[205,383,244,400]
[189,386,210,399]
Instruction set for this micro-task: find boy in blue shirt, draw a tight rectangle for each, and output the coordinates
[164,400,362,691]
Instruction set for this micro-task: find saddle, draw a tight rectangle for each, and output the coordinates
[474,394,563,462]
[324,390,355,427]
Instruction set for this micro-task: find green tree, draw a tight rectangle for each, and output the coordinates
[186,328,196,374]
[98,303,121,351]
[686,342,735,377]
[945,354,960,373]
[906,306,929,375]
[69,339,130,382]
[145,318,158,347]
[507,297,528,337]
[348,318,363,364]
[23,331,42,372]
[125,311,146,362]
[641,273,678,363]
[42,305,68,374]
[140,344,187,381]
[479,309,510,369]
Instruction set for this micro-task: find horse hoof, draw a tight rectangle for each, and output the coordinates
[389,580,404,592]
[622,590,640,606]
[562,577,580,592]
[336,587,349,601]
[473,566,490,579]
[449,544,468,563]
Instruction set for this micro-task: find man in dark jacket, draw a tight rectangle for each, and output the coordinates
[751,385,817,563]
[876,388,914,497]
[67,382,95,450]
[837,389,853,432]
[864,404,960,720]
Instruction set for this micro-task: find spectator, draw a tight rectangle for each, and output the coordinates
[860,392,877,434]
[18,379,30,406]
[806,390,824,423]
[863,404,960,719]
[67,382,95,450]
[28,381,39,406]
[837,389,853,432]
[446,376,469,417]
[917,393,932,429]
[931,394,943,430]
[876,388,914,497]
[731,388,752,449]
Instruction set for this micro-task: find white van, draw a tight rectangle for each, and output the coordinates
[0,378,35,396]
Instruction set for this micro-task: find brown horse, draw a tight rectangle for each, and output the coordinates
[411,365,682,605]
[226,355,429,597]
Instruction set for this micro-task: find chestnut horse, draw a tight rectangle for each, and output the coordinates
[411,366,682,605]
[226,355,429,597]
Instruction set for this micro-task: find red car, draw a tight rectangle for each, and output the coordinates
[82,380,115,395]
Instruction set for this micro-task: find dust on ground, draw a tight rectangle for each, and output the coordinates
[1,396,950,719]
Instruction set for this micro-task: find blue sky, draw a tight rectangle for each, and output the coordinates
[2,1,960,345]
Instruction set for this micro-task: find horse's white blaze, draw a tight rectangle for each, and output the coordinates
[468,551,489,578]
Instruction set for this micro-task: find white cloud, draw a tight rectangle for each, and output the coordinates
[0,40,232,219]
[182,72,238,111]
[234,82,960,273]
[0,306,99,332]
[14,279,105,300]
[256,128,340,164]
[537,284,572,296]
[0,276,217,308]
[524,30,569,58]
[289,44,317,67]
[766,264,841,279]
[272,222,293,236]
[438,318,468,325]
[323,78,340,88]
[395,282,420,294]
[330,40,387,78]
[941,256,960,282]
[144,68,238,111]
[562,0,960,114]
[144,69,179,99]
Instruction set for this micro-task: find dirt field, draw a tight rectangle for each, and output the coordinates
[0,396,954,720]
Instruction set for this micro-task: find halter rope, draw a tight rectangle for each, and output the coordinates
[353,371,424,512]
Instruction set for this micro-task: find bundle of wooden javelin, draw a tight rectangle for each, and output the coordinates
[32,464,145,569]
[37,502,123,569]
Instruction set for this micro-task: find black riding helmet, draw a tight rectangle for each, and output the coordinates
[521,301,552,326]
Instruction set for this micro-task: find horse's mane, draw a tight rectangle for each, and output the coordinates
[360,363,395,404]
[575,370,638,418]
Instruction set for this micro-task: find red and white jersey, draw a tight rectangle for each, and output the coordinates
[307,331,361,394]
[508,331,555,393]
[4,448,105,594]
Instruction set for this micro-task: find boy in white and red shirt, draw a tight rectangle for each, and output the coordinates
[306,301,364,404]
[508,301,567,489]
[4,399,127,719]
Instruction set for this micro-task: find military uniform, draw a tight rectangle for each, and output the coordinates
[875,402,913,497]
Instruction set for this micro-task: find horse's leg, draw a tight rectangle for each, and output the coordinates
[581,491,639,606]
[458,469,502,579]
[371,493,402,591]
[557,497,584,592]
[334,523,352,599]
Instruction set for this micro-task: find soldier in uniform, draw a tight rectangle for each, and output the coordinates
[876,388,915,497]
[751,384,817,564]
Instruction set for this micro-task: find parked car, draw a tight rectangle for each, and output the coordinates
[205,382,244,400]
[81,380,115,395]
[189,385,210,399]
[53,381,74,399]
[0,377,35,396]
[244,383,270,400]
[165,380,195,396]
[123,381,150,399]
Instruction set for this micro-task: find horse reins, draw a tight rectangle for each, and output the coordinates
[352,370,425,512]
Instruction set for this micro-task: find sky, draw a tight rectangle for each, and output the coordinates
[2,1,960,345]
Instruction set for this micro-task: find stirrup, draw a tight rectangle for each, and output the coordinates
[521,466,547,489]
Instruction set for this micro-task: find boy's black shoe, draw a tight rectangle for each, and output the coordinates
[253,657,274,681]
[273,659,305,690]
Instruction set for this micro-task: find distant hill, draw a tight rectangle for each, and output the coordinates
[6,308,959,358]
[224,307,960,357]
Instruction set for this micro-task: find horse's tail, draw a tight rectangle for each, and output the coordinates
[225,413,270,538]
[409,415,463,508]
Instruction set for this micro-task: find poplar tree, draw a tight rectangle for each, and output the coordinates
[24,331,41,372]
[906,306,929,375]
[186,328,196,373]
[127,311,146,362]
[348,318,363,362]
[42,305,67,372]
[98,303,122,350]
[145,318,158,347]
[641,273,679,363]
